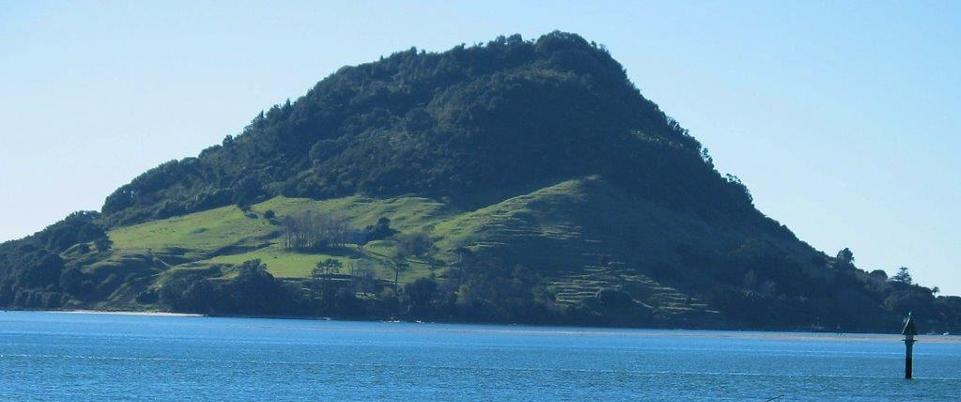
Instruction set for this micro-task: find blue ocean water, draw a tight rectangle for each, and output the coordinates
[0,311,958,401]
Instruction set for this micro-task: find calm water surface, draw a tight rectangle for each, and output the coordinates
[0,311,959,401]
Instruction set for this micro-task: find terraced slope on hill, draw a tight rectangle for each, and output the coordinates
[95,176,727,323]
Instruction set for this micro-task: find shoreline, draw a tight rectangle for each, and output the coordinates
[51,309,204,317]
[3,308,960,343]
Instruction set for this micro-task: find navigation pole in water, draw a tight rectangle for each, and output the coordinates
[901,312,917,379]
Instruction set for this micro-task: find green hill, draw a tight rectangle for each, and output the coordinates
[1,32,958,331]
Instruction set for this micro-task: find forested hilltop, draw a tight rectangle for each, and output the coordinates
[2,32,958,332]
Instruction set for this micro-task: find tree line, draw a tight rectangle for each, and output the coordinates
[281,212,396,251]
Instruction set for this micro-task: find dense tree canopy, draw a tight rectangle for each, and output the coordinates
[100,31,752,229]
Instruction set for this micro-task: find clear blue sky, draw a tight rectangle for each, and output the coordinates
[2,1,959,293]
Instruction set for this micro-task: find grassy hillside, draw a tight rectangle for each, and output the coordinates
[109,195,447,280]
[97,176,802,322]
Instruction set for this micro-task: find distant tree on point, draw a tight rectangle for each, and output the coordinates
[892,267,913,285]
[836,248,855,267]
